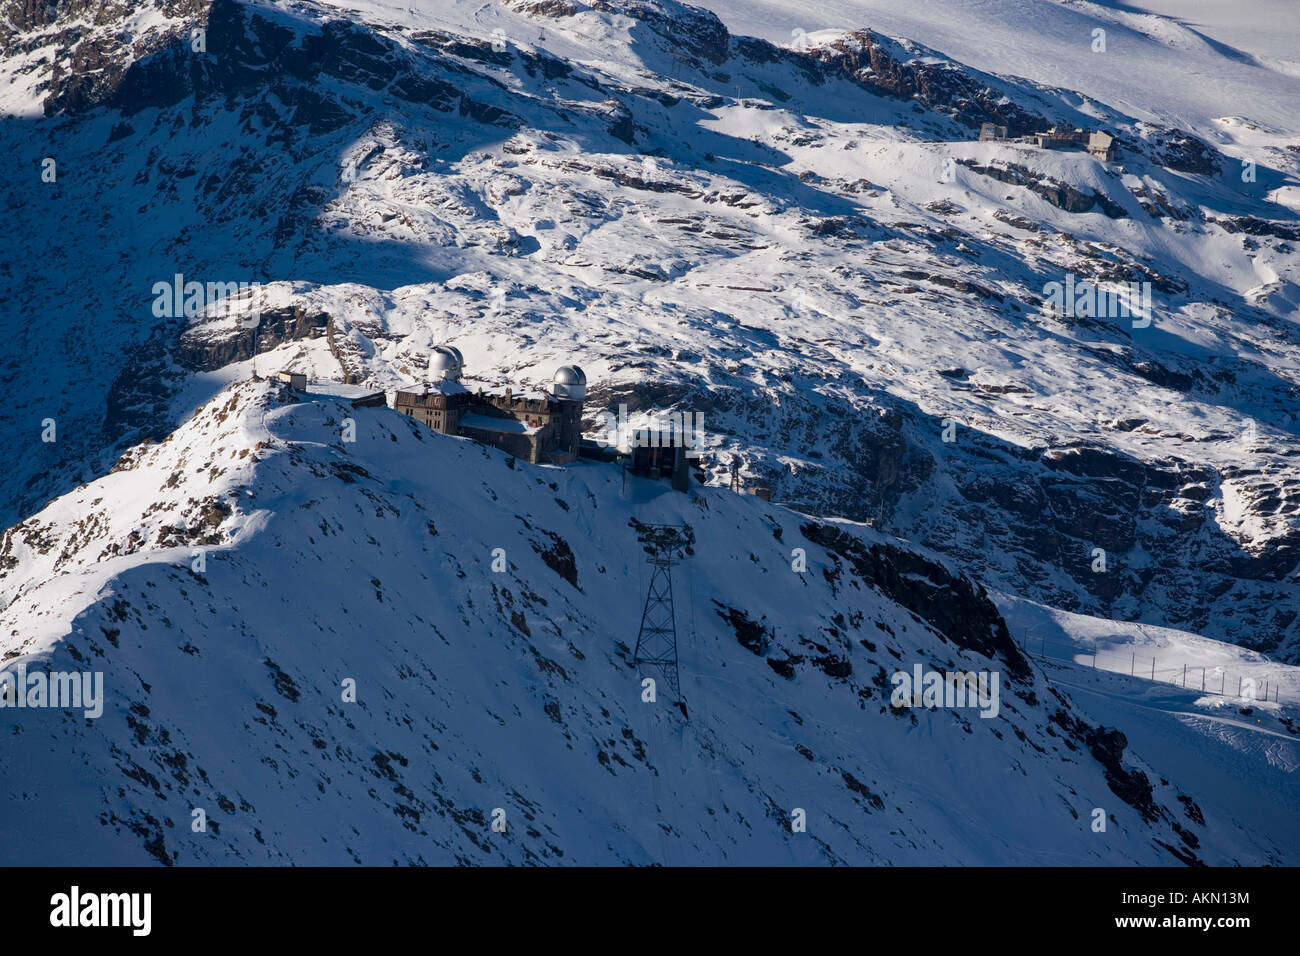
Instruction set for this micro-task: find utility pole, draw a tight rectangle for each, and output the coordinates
[632,523,694,712]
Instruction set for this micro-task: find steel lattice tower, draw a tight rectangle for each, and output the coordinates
[632,523,693,703]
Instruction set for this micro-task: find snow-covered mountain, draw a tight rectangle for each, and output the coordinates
[2,380,1294,864]
[1,0,1298,863]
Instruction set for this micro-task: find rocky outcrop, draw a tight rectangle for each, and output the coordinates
[918,431,1300,654]
[1135,125,1220,176]
[507,0,580,17]
[1049,709,1165,828]
[800,521,1032,680]
[0,0,209,114]
[21,0,518,131]
[805,30,1046,135]
[1206,214,1300,241]
[177,306,329,371]
[104,304,330,446]
[958,160,1129,218]
[589,0,730,65]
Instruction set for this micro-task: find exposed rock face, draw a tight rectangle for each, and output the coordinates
[104,304,330,445]
[806,30,1047,136]
[507,0,580,17]
[103,318,189,446]
[0,0,209,114]
[911,432,1300,654]
[959,160,1129,218]
[177,306,330,371]
[590,0,730,65]
[1049,709,1170,838]
[17,0,517,131]
[1207,215,1300,241]
[800,521,1032,680]
[1136,125,1221,176]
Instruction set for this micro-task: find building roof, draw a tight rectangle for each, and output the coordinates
[308,382,384,400]
[396,380,469,398]
[459,412,539,435]
[491,386,558,404]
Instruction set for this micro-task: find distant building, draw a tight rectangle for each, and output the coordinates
[629,439,692,492]
[347,391,387,409]
[1088,131,1117,162]
[579,438,619,463]
[289,381,386,407]
[982,123,1115,163]
[393,347,585,465]
[1024,126,1085,150]
[277,370,307,390]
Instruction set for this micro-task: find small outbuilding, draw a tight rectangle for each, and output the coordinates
[1088,131,1117,162]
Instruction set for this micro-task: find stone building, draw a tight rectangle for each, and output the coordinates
[393,347,586,465]
[1024,126,1086,149]
[976,122,1117,163]
[629,441,692,492]
[1088,131,1117,162]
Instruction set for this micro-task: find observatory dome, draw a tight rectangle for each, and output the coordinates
[552,365,587,400]
[429,346,463,382]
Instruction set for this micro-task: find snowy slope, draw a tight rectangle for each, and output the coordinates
[1,380,1293,864]
[695,0,1300,145]
[1018,657,1298,866]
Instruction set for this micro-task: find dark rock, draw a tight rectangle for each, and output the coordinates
[959,160,1128,218]
[799,522,1031,680]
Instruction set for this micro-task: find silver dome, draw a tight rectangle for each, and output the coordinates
[428,346,463,382]
[552,365,587,400]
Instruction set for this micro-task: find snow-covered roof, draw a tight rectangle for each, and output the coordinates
[493,387,554,403]
[413,380,469,397]
[458,412,538,435]
[306,382,385,400]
